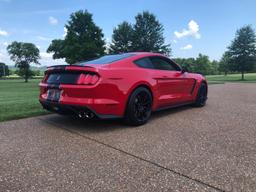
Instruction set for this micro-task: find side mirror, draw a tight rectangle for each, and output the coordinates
[181,67,188,73]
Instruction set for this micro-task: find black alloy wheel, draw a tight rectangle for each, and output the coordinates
[194,83,207,107]
[125,87,152,126]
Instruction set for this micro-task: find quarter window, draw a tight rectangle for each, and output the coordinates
[134,56,181,71]
[150,57,180,71]
[134,57,154,69]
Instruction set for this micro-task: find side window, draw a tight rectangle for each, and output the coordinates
[134,57,154,69]
[150,57,180,71]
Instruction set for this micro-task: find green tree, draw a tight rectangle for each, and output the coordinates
[33,70,41,76]
[47,39,65,60]
[175,56,219,75]
[47,10,105,64]
[194,54,212,75]
[17,68,35,79]
[219,52,230,75]
[210,60,219,75]
[227,25,256,80]
[173,58,195,72]
[132,11,171,55]
[7,41,40,82]
[109,21,134,53]
[8,69,14,76]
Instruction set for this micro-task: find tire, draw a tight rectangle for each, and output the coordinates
[125,87,152,126]
[194,83,207,107]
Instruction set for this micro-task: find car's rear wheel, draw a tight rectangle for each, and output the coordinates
[194,83,207,107]
[125,87,152,126]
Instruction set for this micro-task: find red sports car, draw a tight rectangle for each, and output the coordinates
[39,52,207,125]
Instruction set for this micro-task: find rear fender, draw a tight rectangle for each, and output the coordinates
[126,81,156,110]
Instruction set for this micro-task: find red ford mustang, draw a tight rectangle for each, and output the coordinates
[39,52,207,125]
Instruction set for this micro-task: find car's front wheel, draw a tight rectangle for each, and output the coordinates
[125,87,152,126]
[194,82,207,107]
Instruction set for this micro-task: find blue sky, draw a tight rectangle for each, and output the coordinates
[0,0,255,66]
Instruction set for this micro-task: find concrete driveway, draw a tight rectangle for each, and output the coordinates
[0,83,256,192]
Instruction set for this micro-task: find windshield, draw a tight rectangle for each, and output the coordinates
[78,53,136,65]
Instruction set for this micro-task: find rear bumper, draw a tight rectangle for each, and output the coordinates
[39,100,122,119]
[39,82,128,117]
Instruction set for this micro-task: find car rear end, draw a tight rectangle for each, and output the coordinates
[39,65,124,119]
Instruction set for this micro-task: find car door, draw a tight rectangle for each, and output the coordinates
[149,56,195,107]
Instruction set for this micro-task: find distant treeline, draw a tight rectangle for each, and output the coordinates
[0,63,45,78]
[174,53,256,76]
[1,10,255,81]
[174,54,219,75]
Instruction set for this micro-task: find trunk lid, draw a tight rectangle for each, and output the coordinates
[44,65,100,85]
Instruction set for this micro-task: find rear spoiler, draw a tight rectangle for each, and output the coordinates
[47,65,67,70]
[46,65,98,74]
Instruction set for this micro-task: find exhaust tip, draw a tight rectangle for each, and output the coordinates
[78,111,95,119]
[78,112,84,118]
[85,112,94,119]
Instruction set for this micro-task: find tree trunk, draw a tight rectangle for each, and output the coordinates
[224,71,227,76]
[241,71,244,80]
[25,68,29,83]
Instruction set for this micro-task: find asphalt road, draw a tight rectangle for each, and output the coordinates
[0,83,256,192]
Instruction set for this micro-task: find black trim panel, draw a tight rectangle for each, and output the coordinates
[39,100,122,119]
[190,79,197,94]
[155,101,194,112]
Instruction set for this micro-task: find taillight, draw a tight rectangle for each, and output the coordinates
[41,74,48,83]
[77,73,99,85]
[40,86,47,94]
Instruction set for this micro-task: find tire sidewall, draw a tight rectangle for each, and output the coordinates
[195,83,207,107]
[125,87,152,126]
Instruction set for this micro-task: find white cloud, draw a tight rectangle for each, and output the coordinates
[104,37,112,53]
[0,48,65,66]
[0,49,10,63]
[180,44,193,50]
[0,29,8,36]
[49,16,58,25]
[37,36,50,41]
[63,27,67,38]
[174,20,200,39]
[39,52,65,66]
[41,58,65,66]
[3,42,8,46]
[40,52,53,59]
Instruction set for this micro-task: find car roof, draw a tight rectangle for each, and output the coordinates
[129,52,164,56]
[76,52,165,66]
[127,52,169,61]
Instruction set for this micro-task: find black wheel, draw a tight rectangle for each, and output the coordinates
[125,87,152,126]
[194,83,207,107]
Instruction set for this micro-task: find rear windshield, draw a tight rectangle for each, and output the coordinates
[47,73,80,84]
[78,53,136,65]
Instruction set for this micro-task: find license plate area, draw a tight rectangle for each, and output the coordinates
[47,89,61,102]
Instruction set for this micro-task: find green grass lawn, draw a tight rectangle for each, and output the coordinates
[206,73,256,83]
[0,79,48,122]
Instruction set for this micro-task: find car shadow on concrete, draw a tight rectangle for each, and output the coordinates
[43,105,193,133]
